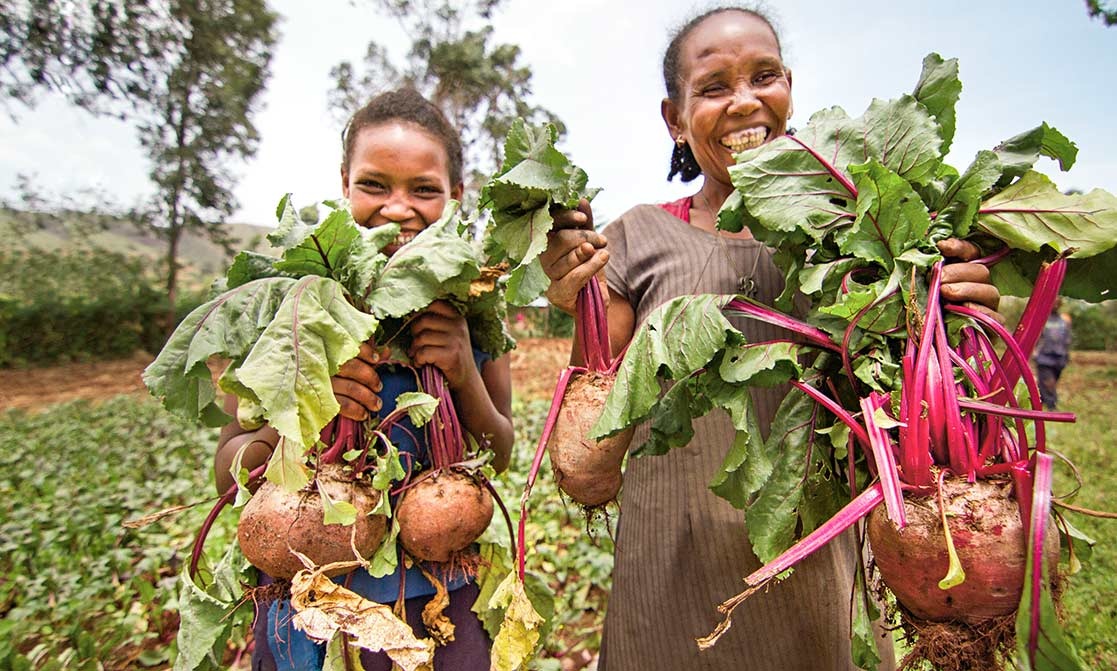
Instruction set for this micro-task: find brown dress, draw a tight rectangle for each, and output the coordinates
[597,203,895,671]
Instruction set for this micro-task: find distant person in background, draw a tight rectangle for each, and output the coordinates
[1034,298,1072,410]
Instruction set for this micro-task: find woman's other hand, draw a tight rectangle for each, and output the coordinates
[332,341,389,421]
[937,238,1003,324]
[542,198,609,314]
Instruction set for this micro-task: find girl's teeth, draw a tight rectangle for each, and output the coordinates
[721,128,769,152]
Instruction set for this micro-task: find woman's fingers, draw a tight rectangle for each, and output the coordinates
[940,261,990,285]
[940,281,1001,312]
[937,238,982,262]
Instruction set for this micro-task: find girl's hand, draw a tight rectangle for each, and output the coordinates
[937,238,1003,324]
[332,341,389,421]
[408,300,477,390]
[542,198,609,315]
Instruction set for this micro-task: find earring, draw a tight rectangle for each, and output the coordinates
[676,135,687,148]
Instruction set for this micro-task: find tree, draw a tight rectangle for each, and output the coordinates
[0,0,167,116]
[134,0,276,312]
[1086,0,1117,25]
[328,0,563,192]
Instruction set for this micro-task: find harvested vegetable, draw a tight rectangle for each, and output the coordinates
[591,54,1115,670]
[144,197,516,668]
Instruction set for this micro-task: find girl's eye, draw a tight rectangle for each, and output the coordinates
[358,179,387,192]
[415,185,443,196]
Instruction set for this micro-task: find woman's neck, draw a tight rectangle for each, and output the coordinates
[690,181,752,239]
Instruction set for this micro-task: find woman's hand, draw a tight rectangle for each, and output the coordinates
[937,239,1003,323]
[408,300,477,390]
[541,198,609,315]
[332,341,389,421]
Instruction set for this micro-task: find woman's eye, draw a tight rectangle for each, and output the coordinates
[754,72,780,86]
[700,83,727,96]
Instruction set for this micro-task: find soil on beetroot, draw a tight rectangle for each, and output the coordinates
[0,337,572,413]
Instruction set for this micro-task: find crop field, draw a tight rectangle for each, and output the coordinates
[0,345,1113,669]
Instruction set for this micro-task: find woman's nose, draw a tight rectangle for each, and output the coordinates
[727,85,761,116]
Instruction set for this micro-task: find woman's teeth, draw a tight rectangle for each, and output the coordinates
[721,128,769,152]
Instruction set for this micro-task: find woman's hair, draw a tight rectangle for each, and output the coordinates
[340,88,464,186]
[663,5,782,182]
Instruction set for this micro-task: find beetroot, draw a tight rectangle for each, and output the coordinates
[395,470,494,563]
[237,462,387,579]
[867,477,1059,624]
[546,370,634,507]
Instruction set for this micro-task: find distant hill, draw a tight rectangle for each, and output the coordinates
[1,208,275,280]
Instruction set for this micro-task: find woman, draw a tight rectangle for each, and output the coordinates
[542,6,999,670]
[216,88,512,670]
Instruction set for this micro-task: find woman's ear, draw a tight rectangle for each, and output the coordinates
[661,97,684,145]
[785,68,794,121]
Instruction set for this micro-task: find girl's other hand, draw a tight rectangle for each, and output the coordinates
[332,341,389,420]
[542,198,608,315]
[408,300,476,389]
[937,238,1003,324]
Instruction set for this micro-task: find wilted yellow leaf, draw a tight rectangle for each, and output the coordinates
[470,263,509,297]
[418,565,455,646]
[289,562,435,671]
[487,572,544,671]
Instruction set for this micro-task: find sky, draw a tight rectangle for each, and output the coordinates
[2,0,1115,228]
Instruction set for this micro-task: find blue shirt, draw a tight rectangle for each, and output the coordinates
[259,350,492,669]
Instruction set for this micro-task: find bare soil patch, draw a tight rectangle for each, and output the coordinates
[0,337,574,413]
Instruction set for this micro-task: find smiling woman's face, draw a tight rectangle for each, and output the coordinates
[663,11,793,190]
[341,121,463,256]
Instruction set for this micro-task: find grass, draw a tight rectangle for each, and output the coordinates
[1050,352,1117,668]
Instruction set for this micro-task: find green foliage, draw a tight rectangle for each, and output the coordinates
[1086,0,1117,26]
[133,0,277,307]
[481,119,600,305]
[328,0,564,192]
[0,0,166,114]
[0,247,205,367]
[1067,302,1117,351]
[0,397,240,669]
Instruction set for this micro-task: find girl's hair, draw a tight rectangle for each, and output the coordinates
[663,6,782,182]
[341,88,464,186]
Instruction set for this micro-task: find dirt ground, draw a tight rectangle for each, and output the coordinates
[0,338,573,413]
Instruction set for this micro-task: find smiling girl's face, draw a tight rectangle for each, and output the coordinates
[342,121,464,256]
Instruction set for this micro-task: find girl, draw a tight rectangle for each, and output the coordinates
[541,6,1000,670]
[215,88,513,671]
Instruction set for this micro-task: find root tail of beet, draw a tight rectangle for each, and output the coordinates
[190,462,267,579]
[517,366,582,580]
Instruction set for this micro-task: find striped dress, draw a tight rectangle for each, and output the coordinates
[597,203,895,671]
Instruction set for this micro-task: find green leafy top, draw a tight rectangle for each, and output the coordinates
[144,197,511,490]
[480,118,600,305]
[594,52,1117,556]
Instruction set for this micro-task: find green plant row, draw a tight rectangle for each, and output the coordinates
[0,248,206,368]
